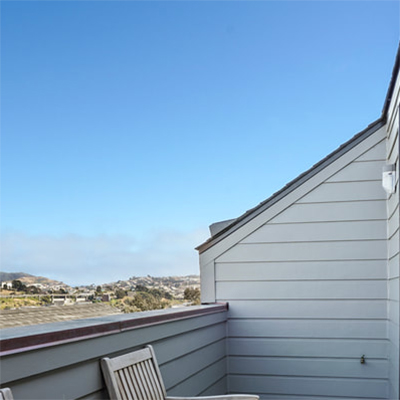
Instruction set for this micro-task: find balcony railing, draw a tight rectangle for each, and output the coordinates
[0,304,228,400]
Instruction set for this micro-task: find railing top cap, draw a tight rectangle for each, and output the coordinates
[0,303,228,356]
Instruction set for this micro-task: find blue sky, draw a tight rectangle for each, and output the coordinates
[1,1,399,286]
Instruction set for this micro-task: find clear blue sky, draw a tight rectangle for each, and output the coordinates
[1,1,399,286]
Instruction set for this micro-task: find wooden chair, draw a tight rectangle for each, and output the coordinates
[101,345,259,400]
[0,388,14,400]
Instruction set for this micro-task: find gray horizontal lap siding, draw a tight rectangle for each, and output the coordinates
[386,71,400,400]
[0,308,228,400]
[214,130,389,399]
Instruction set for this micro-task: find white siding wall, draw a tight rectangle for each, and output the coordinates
[208,128,389,399]
[386,69,400,400]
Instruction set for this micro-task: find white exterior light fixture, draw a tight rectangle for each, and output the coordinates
[382,164,396,194]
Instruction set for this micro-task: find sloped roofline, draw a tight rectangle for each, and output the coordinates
[196,118,384,253]
[382,42,400,118]
[196,43,400,254]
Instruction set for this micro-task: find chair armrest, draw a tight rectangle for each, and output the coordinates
[166,395,259,400]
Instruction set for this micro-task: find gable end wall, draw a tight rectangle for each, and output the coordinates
[202,126,389,399]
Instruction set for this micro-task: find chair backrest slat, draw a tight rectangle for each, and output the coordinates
[0,389,14,400]
[116,369,130,400]
[122,368,135,400]
[134,363,148,400]
[101,345,167,400]
[127,366,141,399]
[144,359,164,399]
[130,365,143,399]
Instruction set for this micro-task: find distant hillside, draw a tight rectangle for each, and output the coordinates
[0,272,67,286]
[0,272,34,281]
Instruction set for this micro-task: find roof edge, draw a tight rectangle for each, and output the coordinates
[196,117,385,253]
[382,42,400,118]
